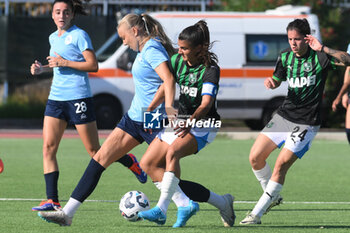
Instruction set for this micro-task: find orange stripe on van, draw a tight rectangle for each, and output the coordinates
[89,68,274,78]
[221,68,274,78]
[153,14,308,19]
[89,68,132,78]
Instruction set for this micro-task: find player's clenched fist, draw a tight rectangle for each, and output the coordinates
[30,60,43,75]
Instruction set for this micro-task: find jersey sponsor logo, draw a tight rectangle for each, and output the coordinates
[180,85,198,97]
[65,35,73,45]
[288,75,316,88]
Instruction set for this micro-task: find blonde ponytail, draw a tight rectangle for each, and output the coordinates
[118,13,175,57]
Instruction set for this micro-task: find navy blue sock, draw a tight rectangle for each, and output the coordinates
[346,128,350,144]
[71,159,105,203]
[116,154,133,168]
[44,171,59,202]
[179,180,210,202]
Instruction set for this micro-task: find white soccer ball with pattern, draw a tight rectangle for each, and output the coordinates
[119,190,150,221]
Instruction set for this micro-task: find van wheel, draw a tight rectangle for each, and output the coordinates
[93,95,123,129]
[261,97,285,127]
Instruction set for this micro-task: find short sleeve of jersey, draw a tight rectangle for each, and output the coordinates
[347,43,350,54]
[272,54,287,82]
[75,29,94,53]
[317,50,336,70]
[170,54,180,79]
[202,65,220,97]
[143,44,168,70]
[203,65,220,85]
[48,32,56,53]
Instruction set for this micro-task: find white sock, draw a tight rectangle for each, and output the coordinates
[62,197,82,218]
[252,163,272,191]
[157,172,179,214]
[154,181,190,208]
[172,185,190,207]
[251,180,283,218]
[207,191,226,210]
[154,181,162,190]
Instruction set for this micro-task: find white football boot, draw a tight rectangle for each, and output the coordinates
[219,194,236,227]
[240,212,261,225]
[38,207,72,226]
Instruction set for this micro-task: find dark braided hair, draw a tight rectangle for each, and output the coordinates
[286,18,311,36]
[178,20,218,67]
[53,0,90,16]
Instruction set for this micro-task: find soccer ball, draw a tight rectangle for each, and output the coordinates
[119,190,150,221]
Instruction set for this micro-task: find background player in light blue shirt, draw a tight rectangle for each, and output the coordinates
[30,0,144,212]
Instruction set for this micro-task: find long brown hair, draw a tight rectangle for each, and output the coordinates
[178,20,218,67]
[118,13,175,57]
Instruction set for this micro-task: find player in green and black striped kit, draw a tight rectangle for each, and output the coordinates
[139,20,235,228]
[170,51,220,122]
[240,18,350,225]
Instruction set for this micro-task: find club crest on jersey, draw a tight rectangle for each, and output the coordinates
[303,62,312,72]
[65,35,73,45]
[188,73,197,84]
[266,121,274,128]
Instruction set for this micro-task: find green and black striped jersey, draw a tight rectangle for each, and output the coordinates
[273,47,336,125]
[170,54,220,120]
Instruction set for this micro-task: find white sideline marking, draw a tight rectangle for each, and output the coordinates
[0,198,118,203]
[1,198,350,205]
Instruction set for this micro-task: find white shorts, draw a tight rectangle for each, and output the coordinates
[262,114,320,158]
[156,126,217,153]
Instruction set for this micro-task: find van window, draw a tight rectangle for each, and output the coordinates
[246,35,289,66]
[116,48,137,71]
[97,37,123,62]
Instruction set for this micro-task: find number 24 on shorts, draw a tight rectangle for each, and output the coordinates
[290,126,308,142]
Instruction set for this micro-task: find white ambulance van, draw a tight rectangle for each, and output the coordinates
[90,5,321,129]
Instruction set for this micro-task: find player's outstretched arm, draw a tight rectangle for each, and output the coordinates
[147,84,165,112]
[305,35,350,66]
[332,66,350,111]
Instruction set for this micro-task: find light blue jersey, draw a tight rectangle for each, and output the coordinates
[127,38,168,122]
[347,43,350,54]
[48,25,93,101]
